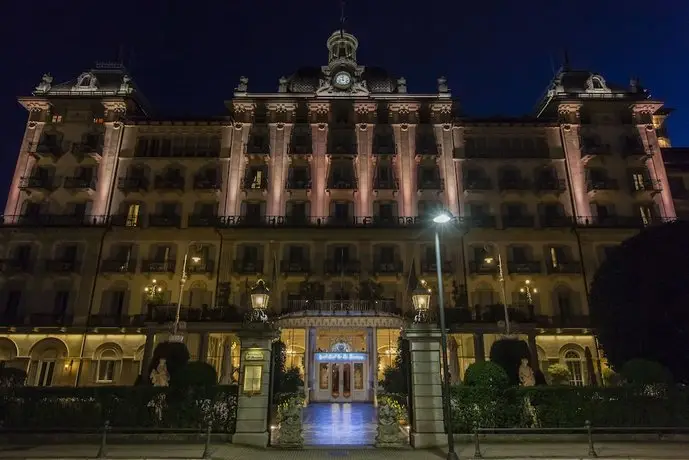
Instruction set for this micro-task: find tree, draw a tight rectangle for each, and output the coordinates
[175,362,218,387]
[142,341,190,386]
[589,220,689,383]
[463,361,509,387]
[380,336,410,395]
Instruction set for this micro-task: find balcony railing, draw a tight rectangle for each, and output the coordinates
[0,259,33,273]
[540,215,574,228]
[89,314,146,327]
[101,259,137,273]
[1,214,108,227]
[280,260,310,274]
[630,179,662,194]
[187,214,220,227]
[468,261,498,275]
[502,214,535,228]
[44,259,81,273]
[546,262,582,274]
[327,179,358,190]
[142,259,176,273]
[420,260,453,273]
[464,215,497,229]
[285,179,312,190]
[417,178,444,191]
[233,260,264,274]
[63,177,97,190]
[117,177,149,192]
[288,143,313,155]
[19,176,55,191]
[372,260,403,275]
[148,214,181,227]
[373,179,399,190]
[535,179,566,193]
[188,261,215,274]
[464,178,492,191]
[147,304,244,323]
[154,176,185,191]
[242,176,268,190]
[324,260,361,275]
[217,215,428,228]
[507,261,542,274]
[28,313,73,327]
[282,299,400,316]
[587,179,619,192]
[498,178,531,191]
[576,215,669,228]
[193,177,222,191]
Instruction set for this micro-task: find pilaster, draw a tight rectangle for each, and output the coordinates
[226,102,255,216]
[432,102,459,216]
[93,99,127,217]
[267,102,296,216]
[309,101,330,217]
[354,102,376,216]
[557,103,591,219]
[218,125,234,215]
[390,103,420,218]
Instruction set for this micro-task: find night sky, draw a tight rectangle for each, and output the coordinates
[2,0,686,205]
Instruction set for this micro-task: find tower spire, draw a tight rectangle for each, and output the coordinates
[340,0,346,37]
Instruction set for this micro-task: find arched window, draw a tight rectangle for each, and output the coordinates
[96,348,120,383]
[591,77,603,89]
[36,349,58,387]
[564,350,585,386]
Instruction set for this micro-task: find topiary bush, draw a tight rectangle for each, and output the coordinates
[547,363,571,385]
[145,341,190,386]
[489,339,531,385]
[463,361,509,388]
[620,359,673,386]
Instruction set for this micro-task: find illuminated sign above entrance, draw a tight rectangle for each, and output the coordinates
[315,352,367,361]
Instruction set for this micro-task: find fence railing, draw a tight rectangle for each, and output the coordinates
[283,299,400,316]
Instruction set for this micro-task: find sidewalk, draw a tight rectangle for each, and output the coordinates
[1,442,689,460]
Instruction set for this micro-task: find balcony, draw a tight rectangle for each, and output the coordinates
[630,179,662,194]
[282,299,400,316]
[285,179,312,190]
[372,137,396,155]
[148,214,181,227]
[154,176,185,192]
[242,176,268,191]
[420,260,453,274]
[117,177,149,193]
[28,313,73,327]
[464,215,497,229]
[586,178,619,193]
[373,179,399,190]
[89,315,146,327]
[534,315,591,329]
[540,215,574,228]
[44,259,80,273]
[72,142,103,159]
[464,178,492,192]
[142,259,176,273]
[233,259,264,274]
[546,262,582,274]
[468,261,498,275]
[417,178,444,191]
[328,143,357,156]
[502,214,535,228]
[507,261,542,274]
[101,259,136,273]
[28,141,64,158]
[324,259,361,275]
[535,179,566,194]
[0,311,24,326]
[620,138,649,159]
[327,178,357,190]
[193,177,222,191]
[19,175,55,192]
[245,140,270,155]
[576,215,664,228]
[372,260,403,275]
[498,178,531,192]
[63,177,96,191]
[187,214,220,227]
[110,214,142,228]
[147,304,244,323]
[0,259,33,274]
[580,142,612,161]
[288,142,313,155]
[280,260,310,274]
[3,214,107,227]
[188,260,215,274]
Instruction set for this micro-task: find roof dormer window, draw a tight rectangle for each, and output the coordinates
[73,72,99,91]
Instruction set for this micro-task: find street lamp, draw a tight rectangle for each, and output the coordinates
[483,244,510,335]
[520,279,537,304]
[144,279,163,302]
[171,243,202,341]
[411,282,432,323]
[431,210,459,460]
[249,279,270,323]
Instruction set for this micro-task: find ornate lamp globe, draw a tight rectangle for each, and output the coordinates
[250,279,270,311]
[411,285,431,313]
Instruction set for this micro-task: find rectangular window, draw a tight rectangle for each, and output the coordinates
[334,202,349,219]
[109,290,125,317]
[511,246,527,263]
[379,246,395,263]
[97,360,116,383]
[288,246,304,262]
[319,363,329,389]
[4,290,21,319]
[334,246,349,263]
[126,204,140,227]
[549,246,567,267]
[36,360,55,386]
[251,169,264,189]
[378,203,393,219]
[631,172,645,191]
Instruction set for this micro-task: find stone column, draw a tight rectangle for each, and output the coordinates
[303,326,310,403]
[404,324,447,448]
[308,327,316,401]
[233,325,278,448]
[140,331,156,380]
[473,332,485,362]
[198,332,210,363]
[367,327,377,404]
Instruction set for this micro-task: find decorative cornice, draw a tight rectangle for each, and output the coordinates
[233,101,257,113]
[353,102,377,114]
[266,102,298,112]
[17,97,51,112]
[101,98,128,113]
[630,102,663,114]
[308,102,330,114]
[557,102,583,114]
[389,102,421,113]
[430,102,452,114]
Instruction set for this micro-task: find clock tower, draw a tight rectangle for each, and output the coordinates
[318,30,367,95]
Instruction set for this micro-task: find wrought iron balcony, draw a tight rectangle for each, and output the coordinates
[420,260,453,274]
[2,214,108,227]
[324,259,361,275]
[193,177,222,191]
[0,311,24,326]
[540,215,574,228]
[110,214,142,227]
[117,176,149,192]
[101,259,137,273]
[285,179,312,190]
[468,261,498,275]
[147,304,244,323]
[282,299,400,316]
[242,176,268,190]
[187,214,220,227]
[535,179,566,193]
[546,262,582,274]
[372,260,403,275]
[0,259,33,274]
[19,175,55,191]
[233,259,264,274]
[534,314,591,328]
[417,178,444,191]
[464,178,492,191]
[498,178,531,191]
[630,179,662,194]
[187,260,214,273]
[288,142,313,155]
[142,259,176,273]
[154,176,185,191]
[148,214,181,227]
[63,177,97,190]
[44,259,81,273]
[89,314,146,327]
[372,139,396,155]
[373,179,399,190]
[28,313,73,327]
[328,143,357,155]
[280,260,310,274]
[507,261,542,274]
[502,214,535,228]
[463,215,497,228]
[28,141,65,157]
[586,179,619,192]
[327,178,357,190]
[576,215,667,228]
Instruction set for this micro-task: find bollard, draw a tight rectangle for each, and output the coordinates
[585,420,597,458]
[202,423,212,459]
[473,422,483,459]
[97,420,110,459]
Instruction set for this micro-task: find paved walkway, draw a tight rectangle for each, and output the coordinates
[303,403,377,446]
[2,442,689,459]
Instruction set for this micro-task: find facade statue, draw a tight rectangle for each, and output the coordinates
[519,358,536,387]
[236,76,249,92]
[278,76,288,93]
[375,400,406,447]
[118,74,133,94]
[150,358,170,387]
[397,77,407,94]
[437,76,449,93]
[35,73,53,93]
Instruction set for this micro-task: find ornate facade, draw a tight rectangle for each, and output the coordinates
[0,30,679,397]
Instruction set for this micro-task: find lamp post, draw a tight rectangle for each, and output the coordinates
[144,279,163,302]
[431,210,459,460]
[171,243,202,341]
[483,244,510,335]
[519,279,537,304]
[249,279,270,323]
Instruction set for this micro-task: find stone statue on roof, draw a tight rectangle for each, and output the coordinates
[236,76,249,92]
[437,76,448,93]
[278,76,288,93]
[35,73,53,94]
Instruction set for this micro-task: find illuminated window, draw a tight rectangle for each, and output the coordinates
[93,118,104,124]
[126,204,140,227]
[564,350,585,386]
[96,349,119,383]
[51,115,63,123]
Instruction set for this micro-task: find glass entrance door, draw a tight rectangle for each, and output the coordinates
[324,362,353,401]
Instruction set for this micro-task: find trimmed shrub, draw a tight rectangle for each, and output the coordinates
[489,339,531,385]
[463,361,509,388]
[620,359,673,385]
[547,363,571,385]
[145,341,190,386]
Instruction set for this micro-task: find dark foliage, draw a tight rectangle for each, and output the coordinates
[175,361,218,387]
[489,339,531,385]
[281,367,304,393]
[463,361,509,387]
[143,341,191,386]
[271,340,287,396]
[380,336,410,395]
[620,359,673,385]
[0,366,27,387]
[589,220,689,383]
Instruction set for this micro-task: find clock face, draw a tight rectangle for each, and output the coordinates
[334,71,352,88]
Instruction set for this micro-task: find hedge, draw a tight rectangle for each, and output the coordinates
[0,385,239,433]
[450,385,689,433]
